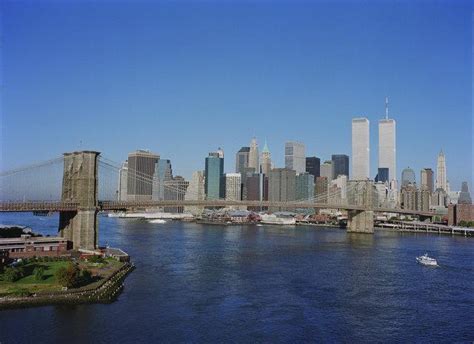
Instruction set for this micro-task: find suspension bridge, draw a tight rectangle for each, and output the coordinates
[0,151,435,250]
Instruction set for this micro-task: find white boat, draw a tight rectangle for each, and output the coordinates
[416,253,438,266]
[260,214,296,225]
[148,219,167,224]
[107,212,126,218]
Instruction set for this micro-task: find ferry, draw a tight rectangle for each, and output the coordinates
[260,214,296,225]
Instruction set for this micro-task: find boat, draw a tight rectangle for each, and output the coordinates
[107,212,126,218]
[416,253,438,266]
[260,214,296,225]
[148,219,167,224]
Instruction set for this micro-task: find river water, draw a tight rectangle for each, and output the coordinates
[0,213,473,343]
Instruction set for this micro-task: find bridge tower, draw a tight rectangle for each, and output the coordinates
[58,151,100,250]
[347,180,375,233]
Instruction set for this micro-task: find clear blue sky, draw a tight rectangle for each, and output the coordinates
[1,0,472,190]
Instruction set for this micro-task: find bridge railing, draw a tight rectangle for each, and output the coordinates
[0,201,80,212]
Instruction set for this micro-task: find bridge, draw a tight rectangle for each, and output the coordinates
[0,151,435,250]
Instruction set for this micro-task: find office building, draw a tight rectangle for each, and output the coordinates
[127,150,159,201]
[152,159,173,201]
[184,171,205,214]
[225,173,242,201]
[117,161,128,201]
[163,176,189,213]
[401,184,417,211]
[248,138,259,172]
[420,168,434,193]
[205,149,225,200]
[375,167,389,184]
[401,167,416,187]
[296,173,314,201]
[268,168,296,211]
[436,150,447,191]
[320,161,334,181]
[260,141,272,175]
[315,176,328,203]
[331,154,349,179]
[378,99,397,183]
[235,147,250,175]
[352,118,370,180]
[285,141,306,174]
[306,157,320,180]
[458,182,472,205]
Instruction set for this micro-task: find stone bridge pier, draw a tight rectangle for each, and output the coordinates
[58,151,100,250]
[347,210,374,233]
[346,180,375,234]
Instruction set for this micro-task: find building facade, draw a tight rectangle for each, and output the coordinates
[378,118,397,183]
[296,173,314,202]
[268,168,296,211]
[127,150,160,201]
[152,159,173,201]
[205,150,225,200]
[235,147,250,175]
[118,161,128,201]
[225,173,242,201]
[184,171,205,214]
[305,157,320,180]
[163,176,189,213]
[401,167,416,187]
[331,154,349,179]
[260,141,272,175]
[352,118,370,180]
[436,150,447,191]
[420,168,434,193]
[248,138,259,172]
[285,141,306,174]
[320,161,334,181]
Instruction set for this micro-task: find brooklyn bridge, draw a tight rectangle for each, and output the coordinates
[0,151,435,250]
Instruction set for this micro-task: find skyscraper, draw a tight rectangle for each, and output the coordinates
[235,147,250,174]
[296,173,314,201]
[331,154,349,179]
[401,167,416,187]
[458,182,472,204]
[420,168,434,192]
[163,176,189,213]
[260,141,272,175]
[127,150,159,201]
[268,168,296,211]
[205,149,225,200]
[117,161,128,201]
[436,150,447,191]
[225,173,242,201]
[248,138,259,172]
[378,98,397,184]
[152,159,173,201]
[184,171,205,214]
[285,141,306,174]
[305,157,320,180]
[351,118,370,180]
[320,161,334,181]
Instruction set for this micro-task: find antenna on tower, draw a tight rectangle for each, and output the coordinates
[385,97,389,120]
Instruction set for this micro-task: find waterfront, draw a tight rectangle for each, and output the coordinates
[1,213,473,342]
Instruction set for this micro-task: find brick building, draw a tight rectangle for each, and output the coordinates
[0,235,71,259]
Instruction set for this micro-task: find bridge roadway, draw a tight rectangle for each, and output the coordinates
[0,200,435,217]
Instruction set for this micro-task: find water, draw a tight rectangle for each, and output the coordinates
[1,213,473,343]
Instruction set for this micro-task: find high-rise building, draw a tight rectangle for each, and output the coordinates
[163,176,189,213]
[305,157,320,180]
[205,149,225,200]
[246,173,268,202]
[248,138,259,172]
[458,182,472,204]
[225,173,242,201]
[401,167,416,187]
[184,171,205,214]
[152,159,173,201]
[235,147,250,174]
[285,141,306,174]
[127,150,159,201]
[260,141,272,175]
[296,173,314,202]
[436,150,447,191]
[320,161,334,181]
[333,174,348,200]
[331,154,349,179]
[375,167,389,183]
[351,118,370,180]
[315,176,328,203]
[401,184,417,211]
[268,168,296,211]
[378,99,396,183]
[117,161,128,201]
[420,168,434,192]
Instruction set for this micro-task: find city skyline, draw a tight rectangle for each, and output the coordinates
[1,1,471,190]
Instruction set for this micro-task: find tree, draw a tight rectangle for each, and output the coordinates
[34,266,45,281]
[81,269,93,283]
[3,267,23,282]
[55,263,80,288]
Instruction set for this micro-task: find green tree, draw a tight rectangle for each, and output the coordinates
[3,267,23,282]
[81,269,93,283]
[55,263,80,288]
[34,266,45,281]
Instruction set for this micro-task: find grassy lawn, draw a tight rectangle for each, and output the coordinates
[0,258,124,296]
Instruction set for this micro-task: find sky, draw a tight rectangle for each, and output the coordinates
[1,0,472,191]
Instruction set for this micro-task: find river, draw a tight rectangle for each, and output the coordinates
[0,213,473,343]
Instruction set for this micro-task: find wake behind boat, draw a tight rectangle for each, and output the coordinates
[148,219,167,224]
[416,253,438,267]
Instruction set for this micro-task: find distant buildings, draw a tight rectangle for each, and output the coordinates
[375,167,389,184]
[305,157,320,180]
[163,176,189,213]
[448,182,473,225]
[351,118,370,180]
[127,150,159,201]
[285,141,306,174]
[296,173,314,202]
[248,138,259,172]
[268,168,296,211]
[118,161,128,201]
[420,168,434,193]
[331,154,349,179]
[184,171,205,214]
[401,167,416,187]
[436,150,447,191]
[458,182,472,205]
[152,159,172,201]
[225,173,242,201]
[315,176,328,203]
[260,141,272,175]
[205,149,225,200]
[235,147,250,175]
